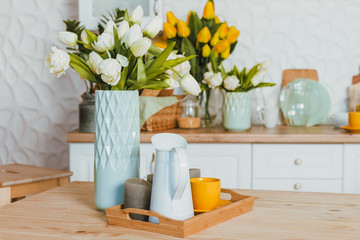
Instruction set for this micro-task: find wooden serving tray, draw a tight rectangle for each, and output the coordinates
[105,189,255,238]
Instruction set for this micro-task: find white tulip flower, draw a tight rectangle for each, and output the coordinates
[104,20,116,34]
[45,46,70,78]
[122,24,142,48]
[92,32,115,52]
[175,55,191,75]
[80,30,89,44]
[165,76,180,89]
[130,37,151,57]
[203,71,222,88]
[57,31,78,47]
[117,21,129,40]
[260,59,272,71]
[130,5,144,25]
[224,75,240,91]
[251,69,267,86]
[143,16,162,38]
[116,54,129,67]
[88,52,103,74]
[98,58,122,86]
[179,74,201,96]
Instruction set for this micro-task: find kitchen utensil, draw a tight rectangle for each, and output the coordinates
[193,199,232,213]
[149,133,194,223]
[329,112,349,128]
[340,126,360,133]
[282,69,318,87]
[190,177,221,211]
[279,79,330,126]
[349,112,360,127]
[264,106,279,128]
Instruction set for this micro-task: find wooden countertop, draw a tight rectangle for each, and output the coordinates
[66,125,360,143]
[0,182,358,239]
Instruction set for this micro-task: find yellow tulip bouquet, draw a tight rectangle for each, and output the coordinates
[161,0,240,126]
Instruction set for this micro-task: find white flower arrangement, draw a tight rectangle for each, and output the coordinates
[45,6,201,96]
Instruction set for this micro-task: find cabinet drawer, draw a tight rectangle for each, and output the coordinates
[253,144,343,179]
[253,179,342,193]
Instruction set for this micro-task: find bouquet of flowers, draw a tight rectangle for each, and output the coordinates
[216,59,275,92]
[45,6,201,96]
[162,0,240,89]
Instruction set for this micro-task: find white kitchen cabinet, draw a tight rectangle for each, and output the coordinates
[133,143,252,189]
[343,144,360,194]
[69,143,252,189]
[68,141,359,194]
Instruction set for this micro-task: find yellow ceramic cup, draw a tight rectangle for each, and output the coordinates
[190,177,221,211]
[349,112,360,128]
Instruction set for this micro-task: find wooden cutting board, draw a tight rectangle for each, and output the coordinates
[282,69,318,87]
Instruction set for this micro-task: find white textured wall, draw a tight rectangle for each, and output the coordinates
[1,0,360,169]
[0,0,85,169]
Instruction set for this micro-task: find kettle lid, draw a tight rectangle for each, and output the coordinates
[151,133,187,151]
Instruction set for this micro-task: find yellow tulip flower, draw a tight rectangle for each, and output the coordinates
[186,11,194,25]
[166,11,178,26]
[202,44,211,57]
[210,31,219,46]
[154,41,168,49]
[226,26,240,43]
[163,22,177,39]
[197,26,211,43]
[177,20,190,38]
[214,40,230,53]
[215,15,220,24]
[203,0,215,20]
[221,46,230,59]
[217,22,228,39]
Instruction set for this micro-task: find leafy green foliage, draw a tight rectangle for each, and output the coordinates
[68,53,98,83]
[98,8,125,34]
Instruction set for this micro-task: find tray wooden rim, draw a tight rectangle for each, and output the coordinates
[105,188,255,238]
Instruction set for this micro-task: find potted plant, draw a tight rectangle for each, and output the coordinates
[218,60,275,131]
[45,5,200,210]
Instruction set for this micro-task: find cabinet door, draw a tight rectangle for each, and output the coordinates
[139,143,252,189]
[69,143,94,182]
[344,144,360,193]
[187,144,251,189]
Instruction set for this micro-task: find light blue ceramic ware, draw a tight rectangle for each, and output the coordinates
[279,79,331,126]
[94,90,140,210]
[223,92,251,131]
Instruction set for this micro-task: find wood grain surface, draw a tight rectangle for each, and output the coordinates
[66,125,360,144]
[0,182,358,239]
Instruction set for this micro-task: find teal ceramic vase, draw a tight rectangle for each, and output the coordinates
[94,90,140,210]
[223,92,251,131]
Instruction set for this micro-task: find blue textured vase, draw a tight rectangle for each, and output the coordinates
[94,90,140,210]
[222,92,251,131]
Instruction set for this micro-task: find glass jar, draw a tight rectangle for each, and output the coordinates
[178,94,201,129]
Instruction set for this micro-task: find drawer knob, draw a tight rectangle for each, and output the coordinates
[294,158,302,166]
[294,183,302,190]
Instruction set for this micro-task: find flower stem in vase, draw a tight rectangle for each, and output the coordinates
[200,89,215,128]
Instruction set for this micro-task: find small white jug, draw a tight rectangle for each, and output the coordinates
[149,133,194,223]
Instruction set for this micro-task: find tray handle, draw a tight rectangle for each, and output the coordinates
[221,188,250,202]
[121,207,178,224]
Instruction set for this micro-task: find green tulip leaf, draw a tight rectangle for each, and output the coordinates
[137,57,146,86]
[68,53,97,83]
[146,42,175,75]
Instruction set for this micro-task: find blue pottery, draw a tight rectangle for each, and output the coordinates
[222,92,251,131]
[94,90,140,210]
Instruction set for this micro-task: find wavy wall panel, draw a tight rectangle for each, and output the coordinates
[1,0,359,169]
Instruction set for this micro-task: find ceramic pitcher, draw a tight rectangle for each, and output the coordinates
[149,133,194,223]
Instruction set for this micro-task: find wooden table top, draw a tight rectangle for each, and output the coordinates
[0,164,73,187]
[0,182,358,239]
[66,125,360,143]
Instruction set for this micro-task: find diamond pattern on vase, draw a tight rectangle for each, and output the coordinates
[94,90,140,172]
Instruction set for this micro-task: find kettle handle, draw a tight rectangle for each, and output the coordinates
[171,147,189,201]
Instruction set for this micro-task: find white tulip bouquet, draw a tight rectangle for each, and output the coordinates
[205,59,275,92]
[45,6,201,96]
